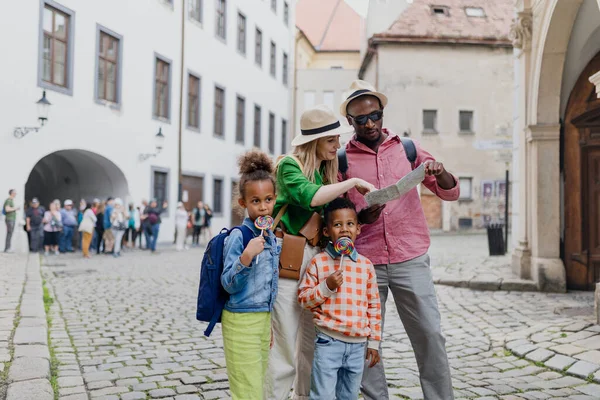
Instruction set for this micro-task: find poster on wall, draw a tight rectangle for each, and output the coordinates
[481,180,494,200]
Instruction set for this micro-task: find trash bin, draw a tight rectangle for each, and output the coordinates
[487,223,505,256]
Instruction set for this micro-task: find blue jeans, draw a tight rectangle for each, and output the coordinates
[310,331,366,400]
[150,224,160,251]
[59,225,75,252]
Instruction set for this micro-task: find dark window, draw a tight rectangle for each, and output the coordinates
[214,86,225,137]
[188,74,200,129]
[282,52,288,85]
[270,41,276,77]
[283,2,289,25]
[154,58,170,119]
[42,5,70,87]
[271,0,277,12]
[97,31,119,102]
[254,105,262,148]
[459,111,474,133]
[268,112,275,154]
[281,119,288,154]
[189,0,202,22]
[423,110,437,133]
[432,6,449,16]
[255,28,262,66]
[237,12,246,54]
[153,171,168,207]
[213,178,223,213]
[216,0,226,39]
[236,95,245,144]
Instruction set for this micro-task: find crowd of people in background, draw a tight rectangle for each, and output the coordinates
[3,189,214,256]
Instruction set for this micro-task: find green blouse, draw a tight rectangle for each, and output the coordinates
[274,156,325,235]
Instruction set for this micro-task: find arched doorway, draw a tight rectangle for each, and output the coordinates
[563,51,600,290]
[25,150,130,207]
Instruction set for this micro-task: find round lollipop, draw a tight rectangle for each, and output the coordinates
[334,237,355,270]
[254,216,274,262]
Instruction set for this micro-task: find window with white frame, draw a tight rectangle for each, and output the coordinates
[40,2,74,93]
[215,0,226,39]
[189,0,202,23]
[237,12,246,54]
[304,91,315,110]
[154,56,171,119]
[187,74,200,129]
[281,119,288,154]
[96,28,122,104]
[268,112,275,154]
[459,110,474,133]
[423,110,437,133]
[213,178,223,213]
[282,52,288,85]
[236,95,245,144]
[254,104,262,147]
[270,41,276,77]
[271,0,277,13]
[323,91,334,111]
[255,27,262,66]
[214,86,225,137]
[283,2,289,25]
[459,177,473,200]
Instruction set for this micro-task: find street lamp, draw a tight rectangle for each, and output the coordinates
[14,91,52,138]
[139,128,165,161]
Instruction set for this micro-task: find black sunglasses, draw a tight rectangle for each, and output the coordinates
[348,110,383,125]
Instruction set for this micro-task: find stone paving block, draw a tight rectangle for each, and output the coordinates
[567,360,600,378]
[6,379,53,400]
[58,376,84,387]
[149,388,177,398]
[174,396,201,400]
[87,381,113,390]
[574,383,600,396]
[574,350,600,364]
[176,385,198,394]
[550,343,587,356]
[84,371,118,383]
[89,386,130,397]
[121,392,147,400]
[13,326,47,345]
[133,382,158,391]
[9,357,49,381]
[512,344,538,357]
[545,354,577,371]
[59,386,86,396]
[563,322,593,332]
[60,394,89,400]
[576,334,600,350]
[525,348,555,363]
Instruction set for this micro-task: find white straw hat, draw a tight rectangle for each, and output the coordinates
[292,104,353,147]
[339,80,388,117]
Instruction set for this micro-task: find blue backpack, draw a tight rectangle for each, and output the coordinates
[196,225,253,337]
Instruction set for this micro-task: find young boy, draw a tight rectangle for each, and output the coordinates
[298,198,382,400]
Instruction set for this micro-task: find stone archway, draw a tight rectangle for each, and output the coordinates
[25,149,129,207]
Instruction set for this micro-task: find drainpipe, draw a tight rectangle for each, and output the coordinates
[177,0,186,201]
[291,31,301,145]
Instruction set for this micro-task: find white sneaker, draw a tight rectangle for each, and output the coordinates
[54,250,59,256]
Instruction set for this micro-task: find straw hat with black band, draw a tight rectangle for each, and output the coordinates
[339,80,388,117]
[291,104,353,147]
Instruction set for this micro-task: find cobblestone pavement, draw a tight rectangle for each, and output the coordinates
[34,238,600,400]
[428,234,537,291]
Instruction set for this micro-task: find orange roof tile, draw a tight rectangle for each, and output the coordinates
[374,0,513,45]
[296,0,363,51]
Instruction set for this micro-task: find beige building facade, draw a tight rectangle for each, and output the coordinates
[293,0,363,142]
[511,0,600,291]
[360,1,514,232]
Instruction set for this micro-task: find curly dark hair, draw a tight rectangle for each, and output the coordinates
[324,197,357,225]
[238,148,276,199]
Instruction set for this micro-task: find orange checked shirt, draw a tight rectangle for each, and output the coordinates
[298,249,382,349]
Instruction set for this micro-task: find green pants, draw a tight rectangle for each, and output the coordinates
[222,310,271,400]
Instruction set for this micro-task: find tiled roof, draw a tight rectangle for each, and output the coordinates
[373,0,513,45]
[296,0,363,51]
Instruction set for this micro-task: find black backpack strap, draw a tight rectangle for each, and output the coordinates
[337,148,348,180]
[400,137,417,169]
[204,309,222,336]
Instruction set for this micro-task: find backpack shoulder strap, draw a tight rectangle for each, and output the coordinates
[233,225,254,248]
[400,137,417,168]
[337,148,348,180]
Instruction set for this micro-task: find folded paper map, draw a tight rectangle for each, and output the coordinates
[365,163,426,207]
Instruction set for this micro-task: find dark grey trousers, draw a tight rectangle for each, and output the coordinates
[4,220,15,251]
[360,254,454,400]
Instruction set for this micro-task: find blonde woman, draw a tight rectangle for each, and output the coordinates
[78,203,97,258]
[267,105,375,400]
[110,198,129,257]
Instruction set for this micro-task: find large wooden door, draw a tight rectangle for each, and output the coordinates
[564,51,600,290]
[181,175,204,210]
[586,148,600,285]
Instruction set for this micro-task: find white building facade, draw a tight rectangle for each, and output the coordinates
[0,0,295,251]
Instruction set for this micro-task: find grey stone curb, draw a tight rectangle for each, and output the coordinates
[504,322,600,385]
[6,255,53,400]
[434,276,539,292]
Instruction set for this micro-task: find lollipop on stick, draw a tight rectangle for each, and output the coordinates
[334,237,355,271]
[254,216,274,262]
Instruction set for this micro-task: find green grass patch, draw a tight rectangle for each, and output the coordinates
[42,280,60,400]
[504,349,513,357]
[561,333,567,338]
